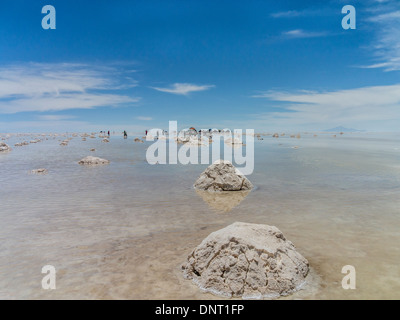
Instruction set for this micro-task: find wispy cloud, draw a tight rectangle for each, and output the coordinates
[363,0,400,71]
[252,84,400,131]
[136,116,152,121]
[0,63,139,114]
[271,7,333,18]
[281,29,328,39]
[150,83,215,95]
[271,10,304,18]
[37,115,76,121]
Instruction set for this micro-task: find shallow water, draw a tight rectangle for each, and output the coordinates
[0,132,399,299]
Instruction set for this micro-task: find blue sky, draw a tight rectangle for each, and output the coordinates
[0,0,400,132]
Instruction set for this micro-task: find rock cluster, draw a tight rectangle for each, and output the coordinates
[14,141,29,147]
[78,156,110,166]
[0,142,11,152]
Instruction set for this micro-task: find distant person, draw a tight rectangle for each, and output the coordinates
[123,130,128,139]
[145,130,148,136]
[108,130,110,137]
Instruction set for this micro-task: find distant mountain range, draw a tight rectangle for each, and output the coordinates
[324,126,364,132]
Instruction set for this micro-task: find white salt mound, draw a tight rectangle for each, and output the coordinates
[0,142,12,152]
[78,156,110,166]
[182,222,309,299]
[194,160,253,191]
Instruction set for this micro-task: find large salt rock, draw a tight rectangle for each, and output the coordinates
[182,222,309,299]
[78,156,110,166]
[0,142,11,152]
[194,160,253,191]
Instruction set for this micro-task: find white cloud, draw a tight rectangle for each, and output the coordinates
[252,84,400,131]
[364,1,400,71]
[368,10,400,22]
[271,10,303,18]
[282,29,327,39]
[37,115,76,121]
[0,63,139,114]
[271,8,327,18]
[151,83,215,95]
[136,116,152,121]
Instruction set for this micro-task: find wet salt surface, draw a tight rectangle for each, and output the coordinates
[0,133,399,299]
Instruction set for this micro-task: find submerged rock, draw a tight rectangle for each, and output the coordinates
[134,138,144,143]
[224,137,244,146]
[78,156,110,166]
[194,160,253,191]
[0,142,11,152]
[102,138,110,143]
[185,137,205,146]
[60,139,69,146]
[182,222,310,299]
[31,168,48,175]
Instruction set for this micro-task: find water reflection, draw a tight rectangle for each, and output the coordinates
[195,189,251,213]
